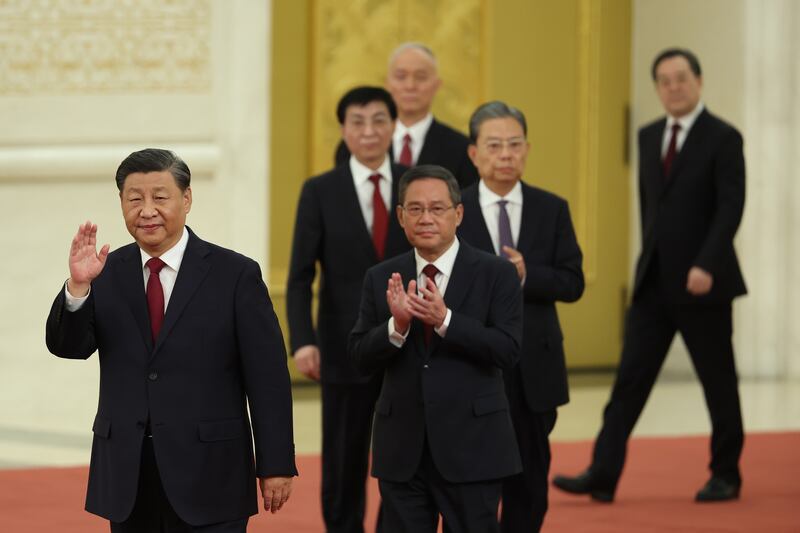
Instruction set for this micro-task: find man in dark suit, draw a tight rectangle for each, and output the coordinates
[45,148,296,532]
[457,101,584,532]
[349,165,523,532]
[335,43,479,188]
[287,86,411,532]
[553,48,747,503]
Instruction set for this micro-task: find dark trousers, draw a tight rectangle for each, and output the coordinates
[590,276,744,490]
[321,373,383,533]
[110,438,248,533]
[379,443,502,533]
[501,368,557,533]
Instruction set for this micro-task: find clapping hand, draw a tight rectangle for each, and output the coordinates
[408,276,447,328]
[386,273,415,334]
[67,221,110,297]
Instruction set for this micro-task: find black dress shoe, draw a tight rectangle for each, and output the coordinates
[695,477,741,502]
[552,470,615,502]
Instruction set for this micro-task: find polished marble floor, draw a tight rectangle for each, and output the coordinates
[1,374,799,468]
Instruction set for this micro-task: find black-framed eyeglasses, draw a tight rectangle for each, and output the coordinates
[401,204,455,218]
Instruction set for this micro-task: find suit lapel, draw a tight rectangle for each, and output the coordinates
[643,119,667,199]
[662,109,709,194]
[461,186,496,254]
[417,120,441,165]
[515,183,540,254]
[385,164,407,256]
[116,243,153,352]
[339,166,379,262]
[151,230,211,358]
[426,242,477,354]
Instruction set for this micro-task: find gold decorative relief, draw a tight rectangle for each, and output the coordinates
[0,0,211,95]
[310,0,482,174]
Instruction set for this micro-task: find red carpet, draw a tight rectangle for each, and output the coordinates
[1,432,798,532]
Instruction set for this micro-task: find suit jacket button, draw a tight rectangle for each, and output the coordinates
[148,371,158,381]
[423,364,429,369]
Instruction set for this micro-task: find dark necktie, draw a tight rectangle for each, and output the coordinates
[497,199,514,257]
[662,123,681,178]
[398,134,413,167]
[421,263,440,346]
[146,257,166,342]
[369,174,388,260]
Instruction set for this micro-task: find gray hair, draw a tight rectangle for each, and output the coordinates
[388,42,438,72]
[468,101,528,143]
[398,164,461,206]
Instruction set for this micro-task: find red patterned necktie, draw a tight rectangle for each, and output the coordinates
[421,263,440,345]
[662,123,681,178]
[369,174,388,260]
[398,133,413,167]
[146,257,166,342]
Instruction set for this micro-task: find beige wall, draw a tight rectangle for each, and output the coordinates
[0,0,272,460]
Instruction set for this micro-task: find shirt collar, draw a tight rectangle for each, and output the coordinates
[394,113,434,145]
[414,237,460,279]
[667,101,704,132]
[140,227,189,272]
[478,179,523,208]
[349,154,393,185]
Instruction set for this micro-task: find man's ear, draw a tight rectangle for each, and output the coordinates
[183,187,192,214]
[467,144,478,167]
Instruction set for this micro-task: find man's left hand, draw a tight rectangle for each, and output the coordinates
[408,277,448,328]
[686,266,713,295]
[259,476,293,514]
[502,246,526,281]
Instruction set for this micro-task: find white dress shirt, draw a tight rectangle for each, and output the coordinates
[65,228,190,313]
[388,238,459,346]
[350,155,393,235]
[661,101,705,156]
[392,113,434,166]
[479,179,523,254]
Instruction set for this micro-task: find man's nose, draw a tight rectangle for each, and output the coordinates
[141,200,158,217]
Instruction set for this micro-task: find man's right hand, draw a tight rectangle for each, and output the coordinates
[386,273,415,335]
[68,221,110,297]
[294,345,321,381]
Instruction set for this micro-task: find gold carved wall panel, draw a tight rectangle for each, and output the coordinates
[310,0,483,174]
[0,0,211,95]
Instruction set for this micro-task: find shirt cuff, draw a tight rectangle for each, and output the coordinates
[64,281,90,312]
[388,317,410,347]
[434,308,452,338]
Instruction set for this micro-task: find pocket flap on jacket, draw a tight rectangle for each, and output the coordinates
[92,416,111,439]
[374,398,392,416]
[198,419,244,442]
[473,393,509,416]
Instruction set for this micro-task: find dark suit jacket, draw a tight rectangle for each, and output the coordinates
[45,228,296,526]
[335,118,479,189]
[286,163,411,383]
[635,108,747,304]
[458,183,584,412]
[348,242,523,483]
